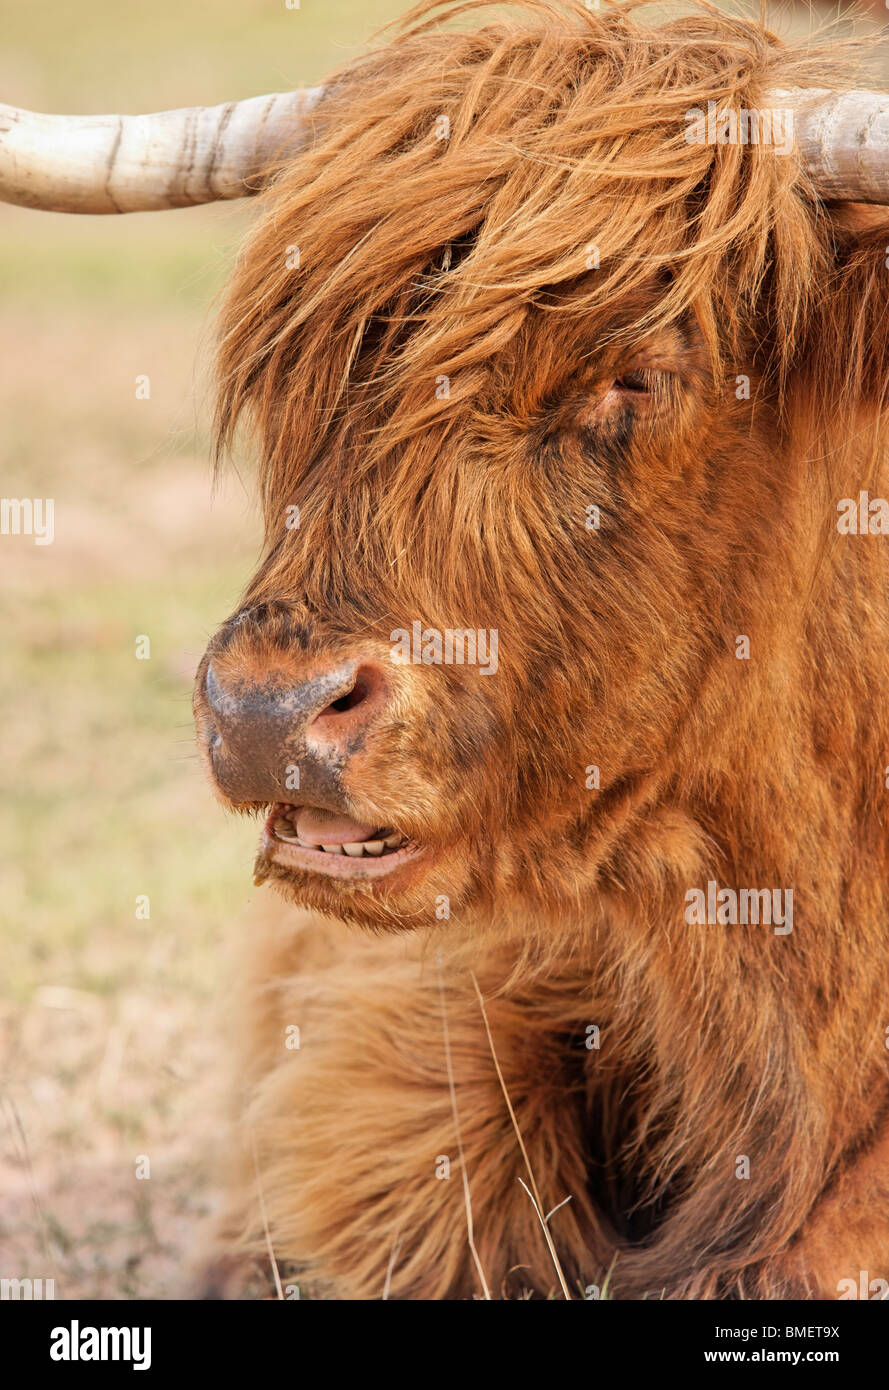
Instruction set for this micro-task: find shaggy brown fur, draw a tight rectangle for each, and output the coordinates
[194,0,889,1298]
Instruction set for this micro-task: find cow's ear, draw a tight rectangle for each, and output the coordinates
[804,206,889,406]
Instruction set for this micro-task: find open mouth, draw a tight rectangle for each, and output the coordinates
[259,803,422,881]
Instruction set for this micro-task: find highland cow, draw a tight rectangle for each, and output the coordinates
[6,0,889,1299]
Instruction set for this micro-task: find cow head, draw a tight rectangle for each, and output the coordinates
[190,5,889,932]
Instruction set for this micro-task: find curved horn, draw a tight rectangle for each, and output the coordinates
[0,89,322,213]
[772,88,889,204]
[3,84,889,213]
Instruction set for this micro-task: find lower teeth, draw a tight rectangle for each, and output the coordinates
[273,819,406,857]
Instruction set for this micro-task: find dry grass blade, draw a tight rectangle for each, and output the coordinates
[437,952,492,1300]
[382,1228,403,1300]
[517,1176,576,1302]
[251,1129,284,1301]
[470,971,572,1300]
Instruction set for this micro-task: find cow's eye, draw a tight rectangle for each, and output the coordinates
[612,369,650,393]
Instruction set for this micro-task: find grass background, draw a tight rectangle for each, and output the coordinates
[0,0,883,1299]
[0,0,405,1300]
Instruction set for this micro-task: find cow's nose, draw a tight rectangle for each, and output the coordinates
[203,659,389,804]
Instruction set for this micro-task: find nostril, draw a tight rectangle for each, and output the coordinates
[326,679,369,715]
[312,664,387,726]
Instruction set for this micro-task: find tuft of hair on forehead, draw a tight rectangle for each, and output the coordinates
[214,0,874,519]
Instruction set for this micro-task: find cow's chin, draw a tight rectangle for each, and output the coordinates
[252,803,469,931]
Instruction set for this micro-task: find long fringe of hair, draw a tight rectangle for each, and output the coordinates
[216,0,880,519]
